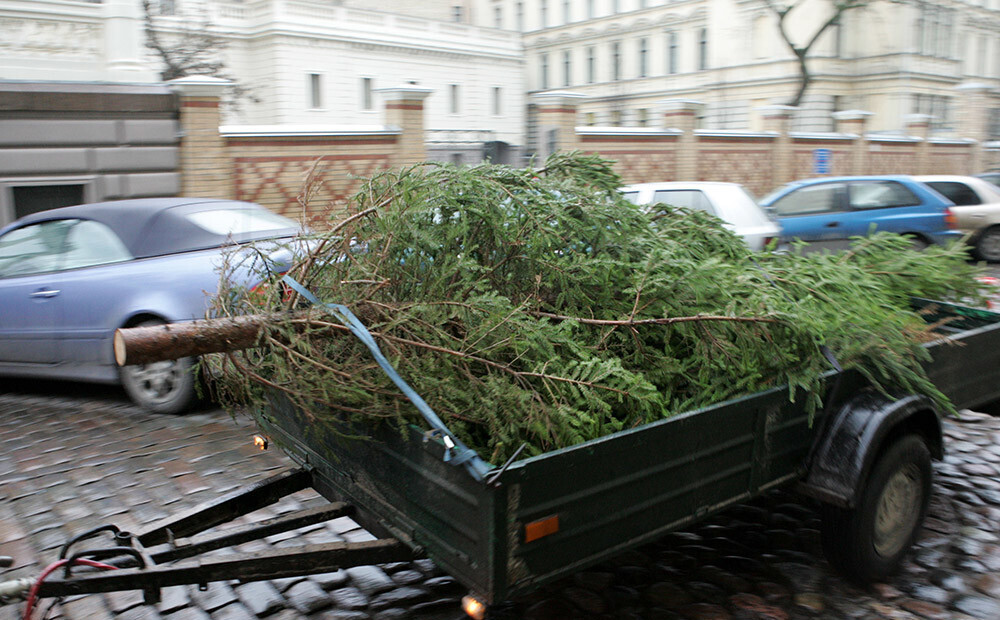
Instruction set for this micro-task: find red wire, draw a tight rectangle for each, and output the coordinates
[23,558,118,620]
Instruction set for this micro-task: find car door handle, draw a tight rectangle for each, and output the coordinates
[30,289,60,299]
[824,222,840,228]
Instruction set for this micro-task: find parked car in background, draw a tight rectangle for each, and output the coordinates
[976,172,1000,188]
[914,175,1000,262]
[0,198,304,414]
[760,175,962,251]
[620,182,781,251]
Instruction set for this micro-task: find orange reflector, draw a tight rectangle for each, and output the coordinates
[461,594,487,619]
[253,434,269,450]
[523,515,559,543]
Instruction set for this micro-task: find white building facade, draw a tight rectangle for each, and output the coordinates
[0,0,526,164]
[472,0,1000,149]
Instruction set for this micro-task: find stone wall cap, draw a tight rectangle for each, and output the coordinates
[577,126,682,136]
[532,91,588,106]
[789,131,855,141]
[954,82,993,93]
[695,129,777,139]
[221,124,400,137]
[904,113,935,124]
[658,99,705,112]
[985,141,1000,149]
[374,86,434,101]
[168,75,232,98]
[831,109,873,121]
[928,138,977,145]
[867,133,921,143]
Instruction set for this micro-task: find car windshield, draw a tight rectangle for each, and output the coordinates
[186,209,299,236]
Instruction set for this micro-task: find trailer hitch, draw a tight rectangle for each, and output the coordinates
[8,467,421,617]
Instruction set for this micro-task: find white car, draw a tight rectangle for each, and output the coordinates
[914,175,1000,262]
[620,182,782,251]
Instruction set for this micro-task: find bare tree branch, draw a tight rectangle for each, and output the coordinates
[762,0,876,107]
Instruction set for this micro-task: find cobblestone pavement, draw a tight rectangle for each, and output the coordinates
[2,385,1000,620]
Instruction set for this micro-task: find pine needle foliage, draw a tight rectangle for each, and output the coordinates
[208,152,985,464]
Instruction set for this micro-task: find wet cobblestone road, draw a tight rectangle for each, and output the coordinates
[2,384,1000,620]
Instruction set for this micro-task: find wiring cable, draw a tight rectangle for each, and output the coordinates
[22,558,117,620]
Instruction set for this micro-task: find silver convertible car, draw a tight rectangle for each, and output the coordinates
[0,198,303,414]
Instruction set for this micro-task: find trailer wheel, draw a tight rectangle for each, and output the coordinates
[820,434,932,583]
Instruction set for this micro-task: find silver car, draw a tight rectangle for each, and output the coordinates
[620,182,782,251]
[914,175,1000,262]
[0,197,303,413]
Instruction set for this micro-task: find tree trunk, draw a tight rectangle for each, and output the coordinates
[115,315,270,366]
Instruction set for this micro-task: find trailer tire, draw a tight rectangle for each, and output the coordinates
[820,434,932,583]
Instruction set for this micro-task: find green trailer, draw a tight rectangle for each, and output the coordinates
[250,299,1000,614]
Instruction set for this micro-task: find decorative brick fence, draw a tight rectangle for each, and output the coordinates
[169,78,996,222]
[530,91,994,199]
[170,77,431,226]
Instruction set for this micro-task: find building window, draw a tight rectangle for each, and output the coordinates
[450,84,460,114]
[563,0,571,24]
[587,46,596,83]
[516,2,523,30]
[452,5,463,22]
[494,6,503,28]
[611,41,621,81]
[638,37,648,78]
[587,0,594,19]
[698,27,708,70]
[610,109,622,125]
[612,0,620,14]
[361,77,373,110]
[562,50,572,86]
[585,112,596,126]
[637,108,649,126]
[308,73,322,109]
[938,9,952,57]
[912,93,953,129]
[978,34,988,75]
[667,31,678,74]
[492,87,502,115]
[541,0,548,27]
[540,53,549,89]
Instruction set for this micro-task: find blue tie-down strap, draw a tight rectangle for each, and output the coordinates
[281,275,492,481]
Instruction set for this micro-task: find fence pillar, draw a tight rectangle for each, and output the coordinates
[660,99,703,181]
[905,113,933,175]
[531,91,585,158]
[832,109,872,175]
[759,105,797,187]
[955,82,991,173]
[377,86,433,168]
[169,76,233,199]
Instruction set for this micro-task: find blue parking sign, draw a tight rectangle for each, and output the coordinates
[813,148,831,175]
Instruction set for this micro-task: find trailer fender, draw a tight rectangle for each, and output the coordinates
[798,390,943,509]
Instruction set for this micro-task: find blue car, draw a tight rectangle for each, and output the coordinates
[760,175,963,251]
[0,198,303,413]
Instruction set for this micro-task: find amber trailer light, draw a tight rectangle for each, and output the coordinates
[523,514,560,543]
[461,594,486,619]
[253,434,269,450]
